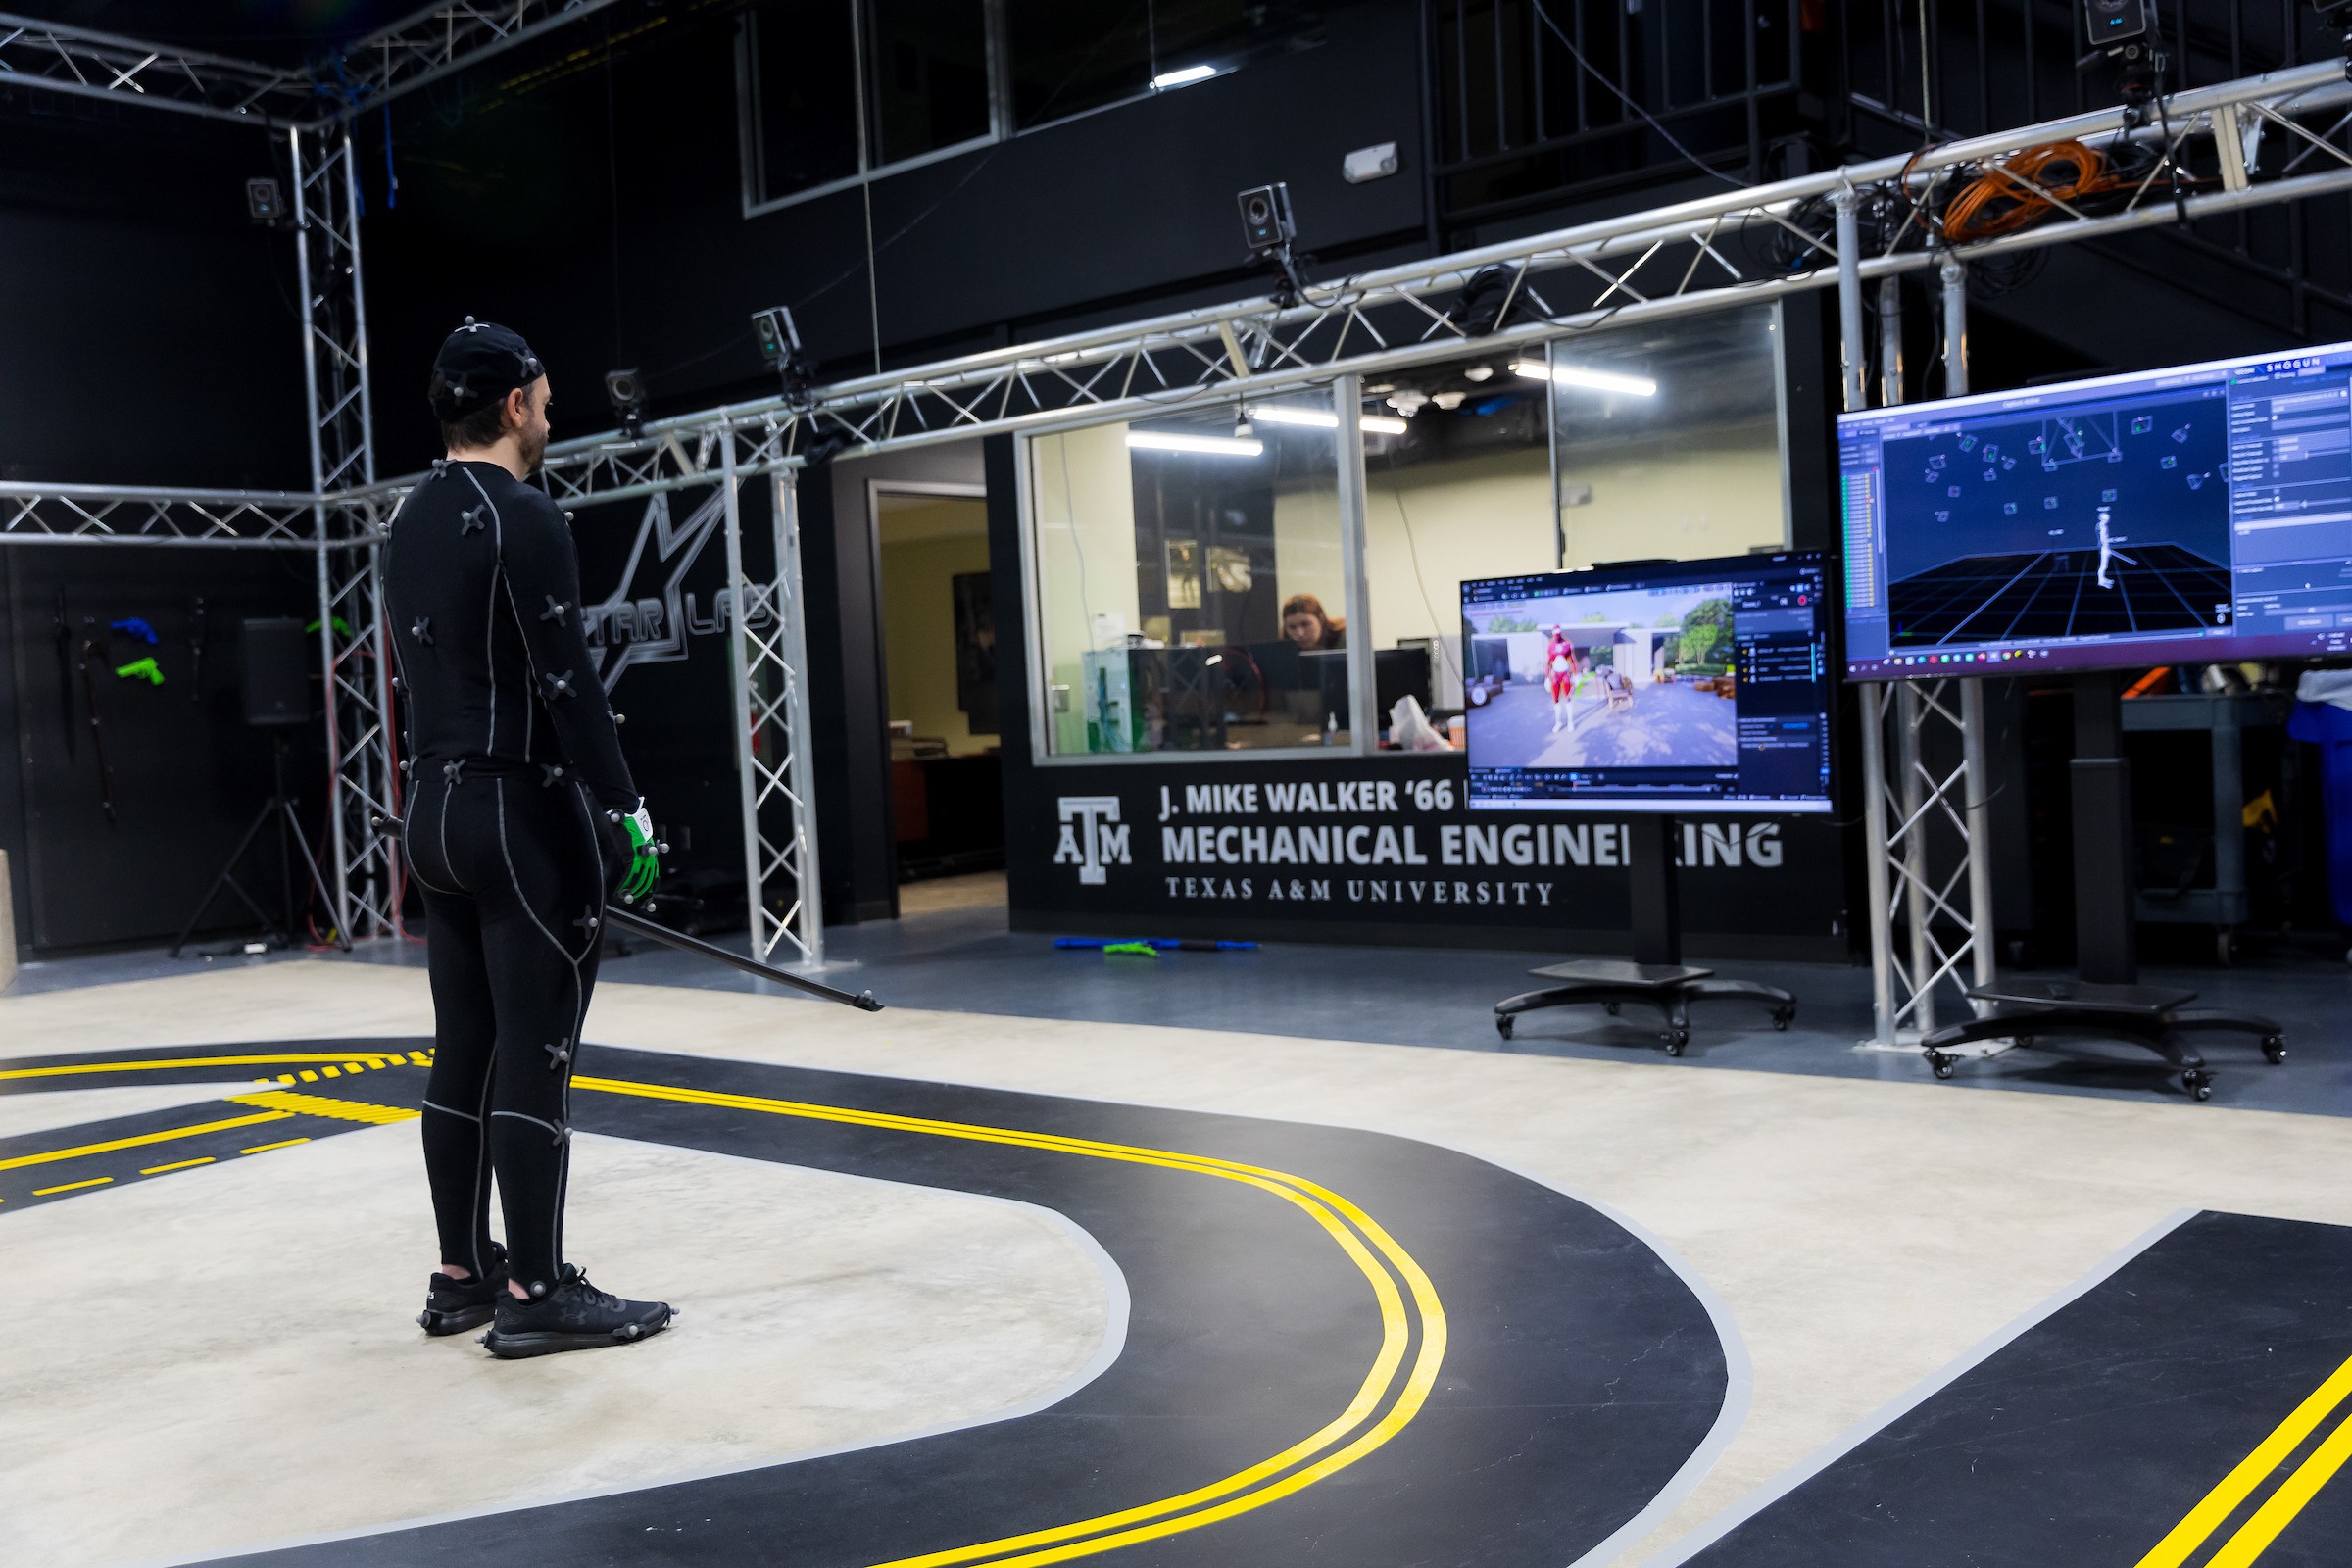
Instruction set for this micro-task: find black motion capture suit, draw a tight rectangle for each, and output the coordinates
[386,322,638,1305]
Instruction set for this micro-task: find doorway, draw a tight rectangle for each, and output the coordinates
[873,482,1005,913]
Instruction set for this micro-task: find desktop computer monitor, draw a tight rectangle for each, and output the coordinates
[1840,337,2352,678]
[1461,552,1833,812]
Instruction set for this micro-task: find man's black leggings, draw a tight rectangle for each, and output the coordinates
[404,762,607,1293]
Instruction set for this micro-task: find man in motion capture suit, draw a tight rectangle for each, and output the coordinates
[388,318,673,1357]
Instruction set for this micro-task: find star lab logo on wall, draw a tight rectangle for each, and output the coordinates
[580,489,780,693]
[1054,796,1131,885]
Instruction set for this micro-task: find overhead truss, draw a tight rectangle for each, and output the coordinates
[0,0,621,126]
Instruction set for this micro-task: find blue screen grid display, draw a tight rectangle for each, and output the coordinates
[1840,339,2352,679]
[1461,553,1833,813]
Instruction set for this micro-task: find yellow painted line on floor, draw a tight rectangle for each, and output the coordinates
[226,1090,419,1126]
[32,1176,113,1196]
[2134,1350,2352,1568]
[0,1110,294,1174]
[239,1138,311,1155]
[298,1071,318,1082]
[318,1065,341,1078]
[0,1052,408,1084]
[575,1074,1446,1568]
[139,1157,217,1176]
[2207,1406,2352,1565]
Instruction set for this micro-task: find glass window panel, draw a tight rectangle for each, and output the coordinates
[865,0,993,165]
[1030,400,1347,756]
[1553,303,1788,571]
[752,2,861,201]
[1004,0,1151,128]
[1358,351,1556,738]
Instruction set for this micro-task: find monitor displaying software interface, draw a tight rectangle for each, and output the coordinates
[1461,553,1833,813]
[1840,338,2352,679]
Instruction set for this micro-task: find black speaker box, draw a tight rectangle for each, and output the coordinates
[241,617,313,727]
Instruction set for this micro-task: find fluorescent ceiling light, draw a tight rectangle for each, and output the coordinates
[1127,430,1262,457]
[1247,404,1411,435]
[1511,361,1657,397]
[1152,64,1217,89]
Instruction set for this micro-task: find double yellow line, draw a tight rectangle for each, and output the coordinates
[2135,1351,2352,1567]
[4,1048,1447,1564]
[572,1074,1447,1568]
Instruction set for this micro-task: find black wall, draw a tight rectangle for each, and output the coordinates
[0,84,320,954]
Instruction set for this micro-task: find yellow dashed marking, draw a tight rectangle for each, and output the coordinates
[298,1070,318,1082]
[239,1138,311,1156]
[33,1177,113,1196]
[227,1090,419,1126]
[319,1065,341,1078]
[140,1157,217,1175]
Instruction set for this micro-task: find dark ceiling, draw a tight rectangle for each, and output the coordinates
[8,2,422,66]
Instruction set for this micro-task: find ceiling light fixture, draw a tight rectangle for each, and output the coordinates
[1247,405,1410,435]
[1511,361,1658,397]
[1152,64,1217,89]
[1127,430,1263,457]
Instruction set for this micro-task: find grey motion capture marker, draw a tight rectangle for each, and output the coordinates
[543,670,575,700]
[543,1041,571,1070]
[539,595,568,624]
[460,506,487,534]
[411,616,431,644]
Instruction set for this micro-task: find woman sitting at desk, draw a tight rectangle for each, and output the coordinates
[1282,593,1347,651]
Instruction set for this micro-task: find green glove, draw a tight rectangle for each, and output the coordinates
[614,803,660,903]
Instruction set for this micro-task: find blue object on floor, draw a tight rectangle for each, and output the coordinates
[2288,699,2352,926]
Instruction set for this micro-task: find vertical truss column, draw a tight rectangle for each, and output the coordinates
[719,431,825,968]
[291,122,393,939]
[1850,255,1999,1047]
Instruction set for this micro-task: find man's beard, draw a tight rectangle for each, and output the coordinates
[518,423,548,473]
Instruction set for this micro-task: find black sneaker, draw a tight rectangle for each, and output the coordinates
[480,1264,672,1359]
[416,1243,510,1337]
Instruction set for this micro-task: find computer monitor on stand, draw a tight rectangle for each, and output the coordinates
[1465,552,1833,1049]
[1835,345,2314,1090]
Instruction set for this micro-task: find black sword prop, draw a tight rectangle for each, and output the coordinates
[372,812,881,1012]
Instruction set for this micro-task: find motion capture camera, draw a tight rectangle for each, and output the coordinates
[245,177,286,227]
[2078,0,2165,122]
[1237,183,1296,254]
[752,305,818,407]
[1236,183,1310,310]
[605,368,646,439]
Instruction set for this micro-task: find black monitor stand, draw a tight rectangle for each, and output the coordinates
[1494,814,1796,1054]
[1919,672,2282,1099]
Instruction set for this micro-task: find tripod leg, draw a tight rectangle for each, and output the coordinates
[280,801,353,953]
[171,799,283,956]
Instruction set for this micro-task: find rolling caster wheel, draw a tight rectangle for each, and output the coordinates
[1603,1002,1621,1016]
[1929,1052,1956,1080]
[2264,1036,2286,1065]
[1772,1008,1793,1031]
[2184,1070,2213,1102]
[1495,1015,1514,1041]
[1665,1029,1689,1056]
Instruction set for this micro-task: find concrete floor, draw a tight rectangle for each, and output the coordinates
[8,946,2352,1564]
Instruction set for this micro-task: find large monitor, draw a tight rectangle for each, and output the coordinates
[1461,552,1834,813]
[1840,339,2352,679]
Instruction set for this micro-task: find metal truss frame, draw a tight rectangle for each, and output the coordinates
[0,1,622,127]
[12,47,2352,980]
